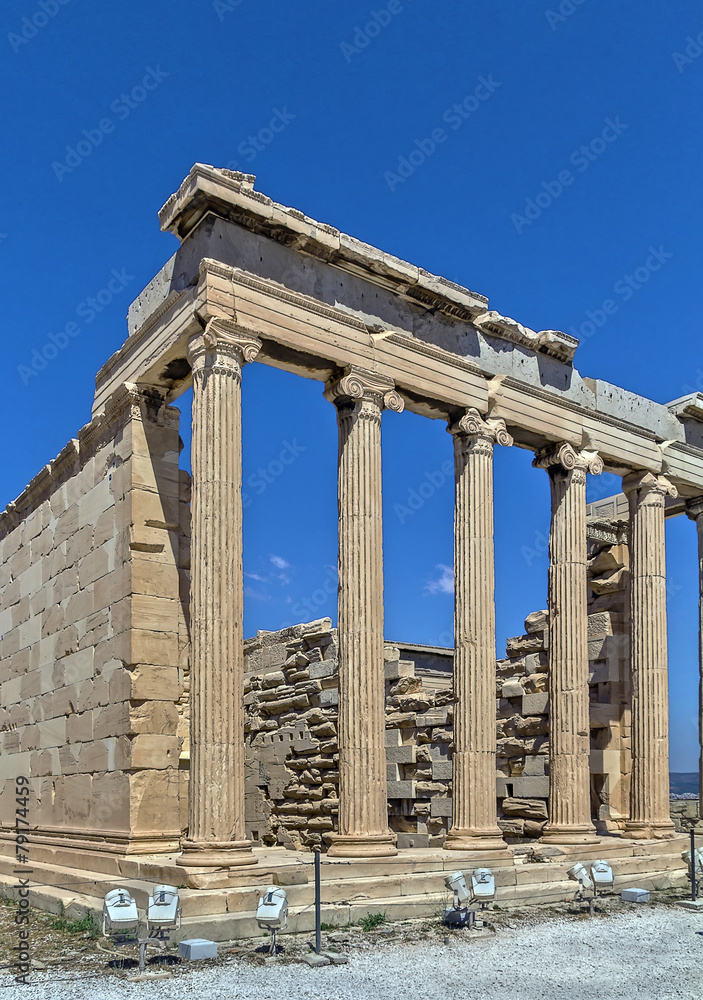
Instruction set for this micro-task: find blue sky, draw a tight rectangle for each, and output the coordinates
[1,0,702,768]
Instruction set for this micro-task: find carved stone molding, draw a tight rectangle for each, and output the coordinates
[533,442,604,477]
[188,318,262,378]
[622,470,677,503]
[448,407,513,449]
[687,496,703,521]
[324,365,404,414]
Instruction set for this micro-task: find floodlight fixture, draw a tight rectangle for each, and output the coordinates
[444,871,471,907]
[590,860,614,893]
[146,885,182,935]
[471,868,496,908]
[683,847,703,895]
[682,848,703,877]
[442,871,475,928]
[567,862,594,895]
[102,888,139,938]
[256,886,288,954]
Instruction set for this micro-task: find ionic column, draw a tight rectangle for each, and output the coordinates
[686,497,703,824]
[445,409,512,852]
[325,366,402,858]
[534,443,602,844]
[178,319,261,869]
[623,471,677,839]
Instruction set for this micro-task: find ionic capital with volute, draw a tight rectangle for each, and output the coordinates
[533,441,604,480]
[324,365,404,414]
[622,470,677,504]
[187,317,262,378]
[448,408,513,450]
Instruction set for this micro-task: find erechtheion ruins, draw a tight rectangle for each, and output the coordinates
[1,165,701,936]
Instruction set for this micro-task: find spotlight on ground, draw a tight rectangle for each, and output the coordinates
[591,860,614,893]
[567,862,594,894]
[256,887,288,955]
[146,885,182,936]
[102,889,139,939]
[471,868,496,908]
[682,848,703,893]
[442,871,475,928]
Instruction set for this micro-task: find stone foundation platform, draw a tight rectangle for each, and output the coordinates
[0,836,688,942]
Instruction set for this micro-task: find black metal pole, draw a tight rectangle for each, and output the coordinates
[692,827,697,902]
[314,848,321,954]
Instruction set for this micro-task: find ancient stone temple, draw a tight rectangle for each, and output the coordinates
[0,165,700,935]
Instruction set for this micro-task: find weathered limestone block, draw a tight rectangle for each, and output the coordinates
[524,820,547,837]
[389,676,422,696]
[387,744,416,764]
[522,692,548,715]
[524,610,549,634]
[387,780,416,799]
[522,673,548,693]
[386,712,417,727]
[431,798,453,817]
[501,680,524,698]
[498,818,525,836]
[431,728,453,743]
[513,716,548,737]
[511,776,549,798]
[501,797,548,820]
[506,635,545,656]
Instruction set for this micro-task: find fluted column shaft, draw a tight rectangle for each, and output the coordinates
[445,409,511,851]
[325,367,402,858]
[535,443,602,844]
[686,498,703,821]
[624,471,677,839]
[178,320,261,869]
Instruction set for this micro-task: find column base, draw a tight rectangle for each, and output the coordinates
[444,828,508,852]
[176,839,258,869]
[326,833,398,858]
[540,824,599,845]
[623,820,678,840]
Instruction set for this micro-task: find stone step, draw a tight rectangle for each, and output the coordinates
[1,840,687,928]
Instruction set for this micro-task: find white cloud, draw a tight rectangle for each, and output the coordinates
[425,564,454,595]
[245,572,267,583]
[270,555,290,570]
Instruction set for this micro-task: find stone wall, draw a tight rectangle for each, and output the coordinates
[238,623,456,849]
[670,800,700,832]
[236,515,634,848]
[493,515,631,837]
[0,386,187,857]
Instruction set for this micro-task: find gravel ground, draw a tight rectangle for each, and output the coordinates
[3,905,702,999]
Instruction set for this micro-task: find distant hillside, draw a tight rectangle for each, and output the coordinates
[670,772,699,796]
